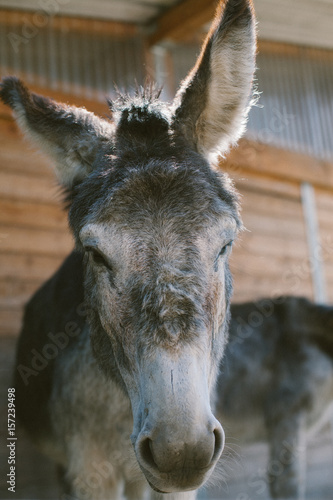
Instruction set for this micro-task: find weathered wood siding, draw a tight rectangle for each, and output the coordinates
[224,141,333,304]
[316,189,333,302]
[0,107,73,336]
[230,178,311,304]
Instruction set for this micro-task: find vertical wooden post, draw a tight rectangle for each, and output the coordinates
[301,182,327,303]
[150,44,172,101]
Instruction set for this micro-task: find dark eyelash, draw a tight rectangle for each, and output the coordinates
[219,241,233,257]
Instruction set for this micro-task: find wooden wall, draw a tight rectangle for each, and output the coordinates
[225,140,333,304]
[316,188,333,298]
[1,97,333,336]
[0,114,71,336]
[0,89,108,336]
[230,175,311,303]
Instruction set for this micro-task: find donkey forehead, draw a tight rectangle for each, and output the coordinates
[79,209,237,260]
[91,155,239,218]
[79,163,238,254]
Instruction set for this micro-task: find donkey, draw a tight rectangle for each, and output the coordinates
[0,1,256,498]
[216,296,333,499]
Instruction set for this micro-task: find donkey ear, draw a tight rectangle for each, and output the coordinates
[0,77,114,188]
[172,0,256,159]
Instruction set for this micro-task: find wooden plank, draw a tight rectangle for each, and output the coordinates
[222,139,333,192]
[233,171,301,200]
[0,114,21,141]
[0,8,138,36]
[315,188,333,210]
[0,170,62,204]
[231,256,310,283]
[0,279,40,309]
[231,252,307,277]
[0,199,68,231]
[0,253,65,281]
[232,284,314,304]
[0,115,51,178]
[235,232,309,259]
[0,308,23,336]
[317,238,333,265]
[241,202,304,224]
[0,225,73,256]
[232,278,314,303]
[148,0,217,46]
[322,266,333,280]
[231,269,314,292]
[325,267,333,280]
[0,145,56,178]
[240,190,304,218]
[241,212,306,238]
[258,40,333,62]
[231,270,314,298]
[315,194,333,275]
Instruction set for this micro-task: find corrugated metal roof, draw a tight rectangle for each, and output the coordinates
[248,50,333,161]
[0,14,146,100]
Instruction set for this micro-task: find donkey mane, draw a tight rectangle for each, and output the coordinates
[107,82,164,111]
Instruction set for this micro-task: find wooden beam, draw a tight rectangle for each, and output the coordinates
[221,139,333,193]
[0,8,138,37]
[0,0,156,25]
[147,0,218,46]
[258,40,333,62]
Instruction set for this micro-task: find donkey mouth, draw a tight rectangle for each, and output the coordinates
[146,480,167,494]
[138,461,214,494]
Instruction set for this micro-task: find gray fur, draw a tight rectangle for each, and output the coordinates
[216,296,333,499]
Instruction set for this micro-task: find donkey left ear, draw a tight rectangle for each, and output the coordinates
[0,77,114,189]
[172,0,257,159]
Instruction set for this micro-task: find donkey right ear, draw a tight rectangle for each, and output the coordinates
[0,77,114,189]
[172,0,256,160]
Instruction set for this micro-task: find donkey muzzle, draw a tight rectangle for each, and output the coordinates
[131,348,225,492]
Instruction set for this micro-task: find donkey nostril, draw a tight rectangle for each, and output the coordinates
[139,437,158,469]
[137,422,224,474]
[212,424,225,462]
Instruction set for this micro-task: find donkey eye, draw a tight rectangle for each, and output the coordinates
[86,247,112,270]
[218,241,233,257]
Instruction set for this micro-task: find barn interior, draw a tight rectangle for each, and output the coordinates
[0,0,333,498]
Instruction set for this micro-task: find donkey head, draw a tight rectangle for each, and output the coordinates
[0,0,256,493]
